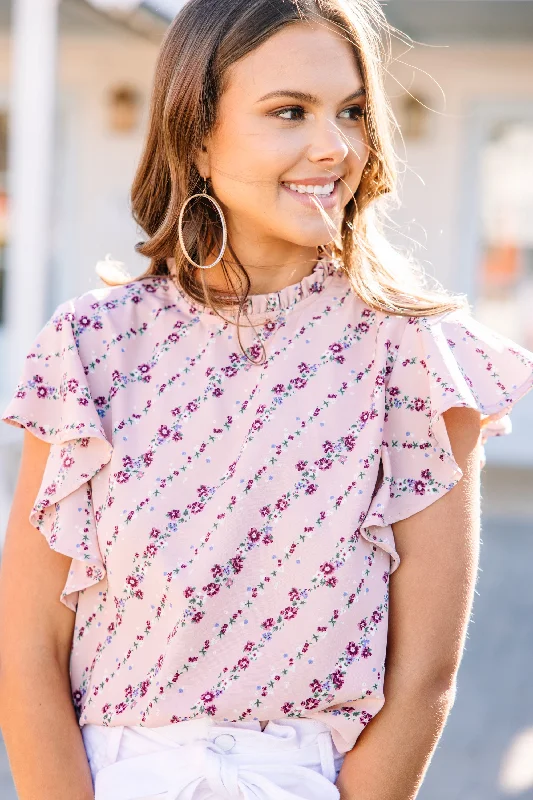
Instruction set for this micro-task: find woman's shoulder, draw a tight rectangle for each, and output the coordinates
[65,274,173,328]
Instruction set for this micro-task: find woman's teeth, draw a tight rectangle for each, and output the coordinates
[282,181,336,196]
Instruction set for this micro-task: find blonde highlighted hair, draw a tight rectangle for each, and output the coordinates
[102,0,470,342]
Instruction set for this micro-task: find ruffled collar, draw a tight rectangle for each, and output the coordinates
[166,254,342,320]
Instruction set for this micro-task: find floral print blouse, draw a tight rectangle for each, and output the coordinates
[2,254,533,755]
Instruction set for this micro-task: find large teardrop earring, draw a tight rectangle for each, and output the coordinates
[177,177,227,269]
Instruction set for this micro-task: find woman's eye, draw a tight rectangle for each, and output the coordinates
[272,106,306,121]
[338,105,366,122]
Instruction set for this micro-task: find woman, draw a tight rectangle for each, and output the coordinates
[0,1,532,798]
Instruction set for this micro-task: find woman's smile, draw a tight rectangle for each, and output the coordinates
[279,177,342,209]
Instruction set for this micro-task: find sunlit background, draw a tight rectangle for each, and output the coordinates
[0,1,532,797]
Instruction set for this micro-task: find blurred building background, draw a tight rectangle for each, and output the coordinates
[0,1,532,798]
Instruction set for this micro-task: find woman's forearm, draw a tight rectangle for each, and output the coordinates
[0,658,94,800]
[335,681,456,800]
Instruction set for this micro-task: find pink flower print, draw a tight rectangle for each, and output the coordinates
[275,497,289,512]
[201,691,215,704]
[237,657,250,670]
[389,386,400,397]
[183,586,195,598]
[205,705,216,715]
[230,555,244,574]
[414,480,426,495]
[138,363,150,374]
[320,561,335,575]
[211,564,223,579]
[272,383,285,394]
[331,670,344,690]
[288,588,300,602]
[346,642,360,657]
[243,641,254,652]
[126,575,139,588]
[79,316,91,328]
[262,617,274,630]
[329,343,343,354]
[421,468,431,480]
[115,471,130,484]
[247,528,261,543]
[361,646,372,658]
[36,385,48,399]
[203,582,220,597]
[281,606,298,620]
[372,610,383,624]
[413,397,426,411]
[191,611,204,624]
[301,697,320,710]
[296,460,307,471]
[159,425,171,438]
[293,376,307,389]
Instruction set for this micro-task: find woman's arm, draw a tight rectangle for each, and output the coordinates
[335,406,482,800]
[0,430,95,800]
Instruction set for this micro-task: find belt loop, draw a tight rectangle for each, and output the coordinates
[317,730,337,783]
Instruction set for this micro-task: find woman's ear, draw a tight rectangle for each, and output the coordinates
[194,141,210,182]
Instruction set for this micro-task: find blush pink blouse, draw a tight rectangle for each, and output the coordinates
[3,254,533,755]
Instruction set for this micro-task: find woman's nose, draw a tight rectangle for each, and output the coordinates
[306,119,350,164]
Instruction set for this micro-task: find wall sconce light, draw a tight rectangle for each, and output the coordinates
[108,84,142,134]
[400,93,430,141]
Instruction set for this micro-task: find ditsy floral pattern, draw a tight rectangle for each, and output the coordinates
[2,254,533,755]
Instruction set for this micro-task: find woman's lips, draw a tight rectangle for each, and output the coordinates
[280,179,341,210]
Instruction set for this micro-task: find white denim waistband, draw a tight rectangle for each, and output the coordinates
[82,716,345,799]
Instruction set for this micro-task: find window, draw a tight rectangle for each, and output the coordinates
[475,120,533,351]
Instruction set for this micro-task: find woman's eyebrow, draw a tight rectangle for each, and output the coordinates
[255,88,366,104]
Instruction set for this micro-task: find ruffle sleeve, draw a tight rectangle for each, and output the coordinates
[361,309,533,573]
[1,299,113,611]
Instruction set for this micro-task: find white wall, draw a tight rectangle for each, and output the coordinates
[55,35,159,302]
[385,42,533,294]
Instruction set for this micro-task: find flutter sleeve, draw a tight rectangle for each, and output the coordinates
[361,309,533,573]
[1,300,113,611]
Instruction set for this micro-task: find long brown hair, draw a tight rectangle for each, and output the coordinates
[103,0,469,346]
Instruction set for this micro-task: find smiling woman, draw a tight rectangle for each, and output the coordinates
[1,2,533,800]
[126,0,473,354]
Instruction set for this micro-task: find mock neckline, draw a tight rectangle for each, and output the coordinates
[165,254,342,320]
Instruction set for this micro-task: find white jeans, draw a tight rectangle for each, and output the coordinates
[82,716,346,799]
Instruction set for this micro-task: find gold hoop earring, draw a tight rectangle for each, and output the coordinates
[178,177,227,269]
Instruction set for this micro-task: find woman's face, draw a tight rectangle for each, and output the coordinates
[196,21,370,259]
